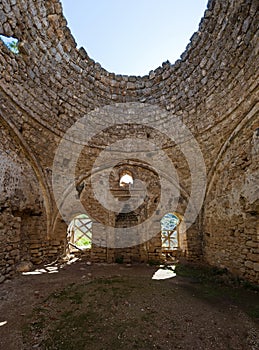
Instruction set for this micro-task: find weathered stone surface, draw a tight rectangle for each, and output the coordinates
[0,0,258,284]
[254,263,259,272]
[0,275,5,284]
[16,261,33,272]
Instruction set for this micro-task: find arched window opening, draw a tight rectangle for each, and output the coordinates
[161,213,180,250]
[119,171,133,187]
[0,35,19,54]
[67,214,92,251]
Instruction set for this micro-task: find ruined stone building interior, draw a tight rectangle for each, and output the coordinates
[0,0,258,286]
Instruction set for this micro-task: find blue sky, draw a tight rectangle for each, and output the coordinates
[60,0,208,76]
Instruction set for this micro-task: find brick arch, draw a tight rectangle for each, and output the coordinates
[205,103,259,204]
[51,161,191,237]
[202,110,259,280]
[0,112,53,235]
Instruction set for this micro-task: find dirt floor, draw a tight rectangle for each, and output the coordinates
[0,259,259,350]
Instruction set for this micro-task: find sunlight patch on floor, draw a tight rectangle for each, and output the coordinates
[22,266,59,276]
[152,265,176,280]
[21,257,81,276]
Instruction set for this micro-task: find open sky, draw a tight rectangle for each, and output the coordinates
[60,0,208,76]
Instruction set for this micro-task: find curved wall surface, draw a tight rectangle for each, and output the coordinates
[0,0,258,282]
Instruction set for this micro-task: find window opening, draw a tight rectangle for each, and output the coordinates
[67,214,92,251]
[0,35,19,54]
[161,213,180,250]
[119,171,133,187]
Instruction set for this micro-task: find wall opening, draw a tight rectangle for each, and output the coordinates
[67,214,92,252]
[161,213,180,251]
[60,0,208,75]
[119,170,134,187]
[0,35,19,54]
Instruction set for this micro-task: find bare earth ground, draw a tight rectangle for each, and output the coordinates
[0,260,259,350]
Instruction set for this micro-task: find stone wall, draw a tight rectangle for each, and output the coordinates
[0,0,258,283]
[0,123,63,279]
[0,125,45,278]
[203,118,259,282]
